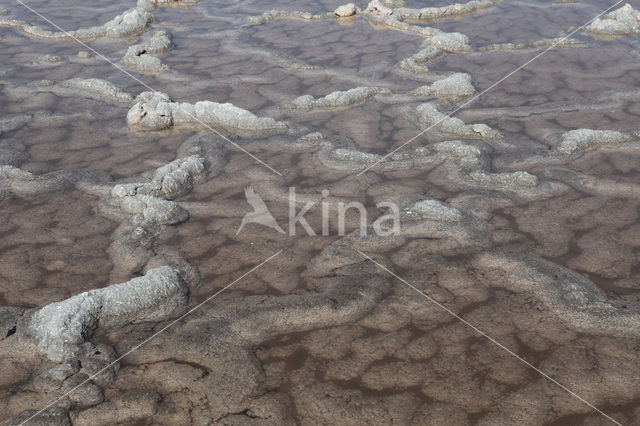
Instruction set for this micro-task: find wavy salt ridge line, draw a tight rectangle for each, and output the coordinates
[126,91,288,135]
[283,87,392,111]
[558,128,639,155]
[25,266,188,362]
[0,0,156,42]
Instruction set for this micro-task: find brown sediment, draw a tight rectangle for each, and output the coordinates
[1,0,640,424]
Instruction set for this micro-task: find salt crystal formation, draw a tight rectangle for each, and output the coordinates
[115,194,189,227]
[392,0,498,22]
[317,135,541,192]
[0,5,154,41]
[150,0,202,5]
[0,165,33,180]
[398,45,441,74]
[60,78,135,104]
[112,155,208,200]
[26,266,187,362]
[286,87,391,110]
[334,3,357,18]
[584,3,640,37]
[105,135,226,285]
[121,30,172,74]
[318,137,485,172]
[469,170,539,188]
[558,129,634,154]
[409,73,476,98]
[409,199,464,223]
[246,10,333,25]
[366,0,394,16]
[478,37,584,52]
[398,33,470,73]
[127,91,288,135]
[245,0,497,32]
[4,0,640,424]
[415,102,501,140]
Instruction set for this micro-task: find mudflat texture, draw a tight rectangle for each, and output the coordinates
[1,0,640,424]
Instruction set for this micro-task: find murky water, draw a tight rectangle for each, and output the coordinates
[1,0,640,424]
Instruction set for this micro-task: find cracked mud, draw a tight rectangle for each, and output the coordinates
[1,0,640,425]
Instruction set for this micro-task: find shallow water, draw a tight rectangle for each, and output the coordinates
[1,0,640,424]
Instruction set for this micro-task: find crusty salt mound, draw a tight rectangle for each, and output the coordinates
[408,199,464,223]
[478,37,584,52]
[121,30,172,74]
[0,3,154,41]
[31,78,134,106]
[60,78,134,104]
[366,11,440,37]
[318,137,484,172]
[558,129,635,154]
[398,33,470,73]
[4,0,640,423]
[112,194,189,227]
[112,155,208,200]
[244,0,491,44]
[0,164,33,180]
[469,170,538,188]
[334,3,357,17]
[427,31,472,53]
[246,10,333,25]
[246,0,497,28]
[127,91,288,135]
[415,102,501,140]
[150,0,203,5]
[285,87,391,110]
[106,135,225,283]
[316,136,543,193]
[473,250,640,336]
[392,0,498,22]
[584,3,640,37]
[398,44,441,74]
[409,73,475,98]
[26,266,187,362]
[366,0,394,15]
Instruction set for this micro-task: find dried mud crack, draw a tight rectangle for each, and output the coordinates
[1,0,640,425]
